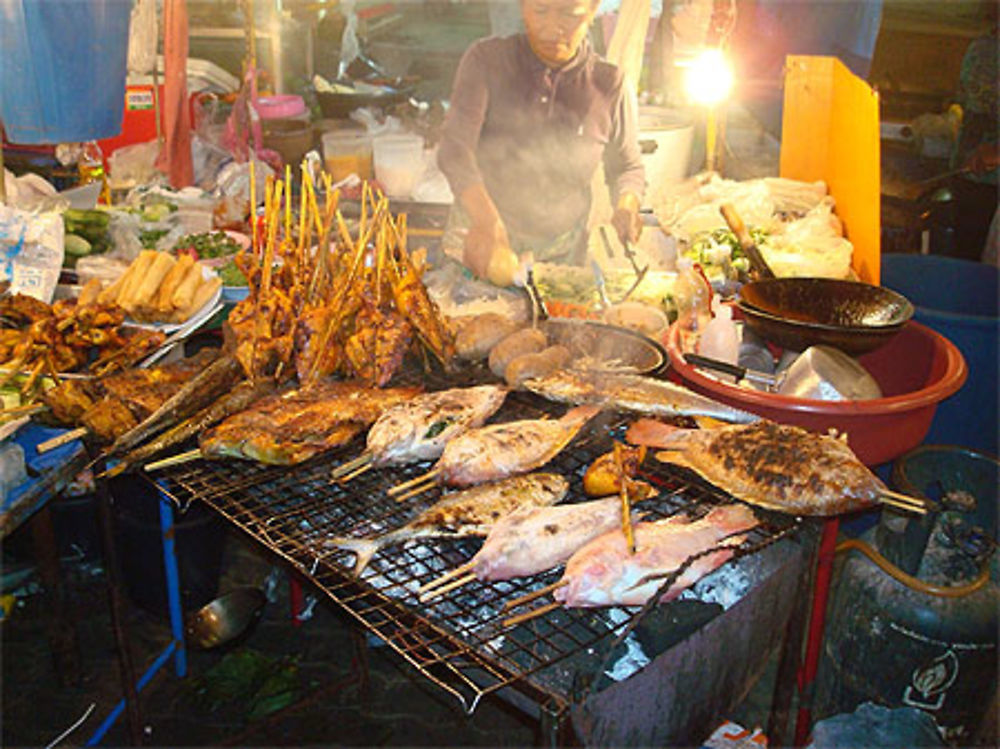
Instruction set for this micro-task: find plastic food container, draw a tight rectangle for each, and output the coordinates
[256,95,306,120]
[373,133,424,197]
[666,320,967,466]
[322,130,373,182]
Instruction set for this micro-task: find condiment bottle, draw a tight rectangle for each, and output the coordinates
[698,297,740,365]
[674,258,712,333]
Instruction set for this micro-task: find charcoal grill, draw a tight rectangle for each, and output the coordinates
[150,369,803,723]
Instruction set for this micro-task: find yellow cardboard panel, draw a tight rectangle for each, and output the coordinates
[780,56,881,284]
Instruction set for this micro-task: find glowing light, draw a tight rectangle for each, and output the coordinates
[684,48,734,106]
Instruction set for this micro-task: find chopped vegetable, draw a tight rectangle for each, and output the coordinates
[219,260,247,287]
[172,231,241,260]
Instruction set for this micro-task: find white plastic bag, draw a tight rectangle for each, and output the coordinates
[0,205,64,302]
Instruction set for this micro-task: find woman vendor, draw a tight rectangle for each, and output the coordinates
[437,0,646,286]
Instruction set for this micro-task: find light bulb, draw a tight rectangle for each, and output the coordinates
[684,48,734,106]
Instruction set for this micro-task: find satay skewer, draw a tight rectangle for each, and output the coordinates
[502,601,562,629]
[418,560,477,595]
[501,579,568,613]
[419,572,477,603]
[614,442,636,554]
[388,468,442,496]
[337,463,374,484]
[330,452,372,480]
[36,426,88,454]
[144,448,202,472]
[393,481,438,503]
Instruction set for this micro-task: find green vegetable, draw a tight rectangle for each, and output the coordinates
[423,418,455,439]
[64,234,92,257]
[219,261,247,287]
[63,208,110,254]
[139,228,169,249]
[172,231,241,259]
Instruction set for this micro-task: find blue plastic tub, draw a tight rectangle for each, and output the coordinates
[881,254,999,455]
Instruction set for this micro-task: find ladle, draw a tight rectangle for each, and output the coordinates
[185,587,267,649]
[685,344,883,401]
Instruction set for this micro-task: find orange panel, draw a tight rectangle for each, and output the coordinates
[780,56,881,284]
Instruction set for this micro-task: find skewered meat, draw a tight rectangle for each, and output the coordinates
[432,405,600,487]
[365,385,508,466]
[553,504,759,607]
[327,473,569,574]
[471,498,625,581]
[630,418,885,516]
[200,382,421,465]
[522,370,758,424]
[343,301,413,386]
[389,248,455,369]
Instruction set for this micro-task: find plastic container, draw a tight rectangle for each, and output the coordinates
[698,299,739,364]
[322,130,373,182]
[637,107,694,201]
[373,133,425,197]
[880,254,999,455]
[666,320,967,466]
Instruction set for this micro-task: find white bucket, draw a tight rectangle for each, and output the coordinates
[373,133,425,198]
[638,107,695,198]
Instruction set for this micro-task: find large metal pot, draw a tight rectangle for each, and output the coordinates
[737,277,914,355]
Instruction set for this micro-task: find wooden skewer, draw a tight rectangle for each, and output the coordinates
[36,427,88,454]
[502,601,562,629]
[388,468,441,496]
[879,496,927,516]
[337,462,374,484]
[393,481,437,503]
[418,560,477,595]
[0,402,48,418]
[881,489,928,509]
[615,443,636,555]
[330,451,372,479]
[419,572,477,603]
[501,579,568,613]
[144,448,202,472]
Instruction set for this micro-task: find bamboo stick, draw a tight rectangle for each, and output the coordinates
[501,579,568,613]
[388,467,441,496]
[879,496,927,515]
[144,448,202,472]
[250,160,257,254]
[418,572,476,603]
[36,427,88,454]
[615,443,636,554]
[418,560,477,595]
[393,482,437,503]
[502,601,562,629]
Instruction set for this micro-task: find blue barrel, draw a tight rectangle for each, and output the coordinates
[880,254,999,456]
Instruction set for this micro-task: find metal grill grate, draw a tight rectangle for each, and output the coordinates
[151,376,801,714]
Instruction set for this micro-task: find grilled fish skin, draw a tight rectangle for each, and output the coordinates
[523,370,758,424]
[554,504,758,607]
[366,385,508,466]
[646,420,885,516]
[327,473,569,574]
[435,405,600,486]
[472,498,625,581]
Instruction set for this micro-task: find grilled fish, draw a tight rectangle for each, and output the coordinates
[523,370,758,424]
[327,473,569,574]
[434,405,600,486]
[471,498,626,581]
[554,504,758,607]
[366,385,508,466]
[201,382,421,465]
[633,419,885,516]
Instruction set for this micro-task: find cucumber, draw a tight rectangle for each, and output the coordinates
[64,234,93,257]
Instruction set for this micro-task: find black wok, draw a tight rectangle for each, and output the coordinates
[737,277,914,355]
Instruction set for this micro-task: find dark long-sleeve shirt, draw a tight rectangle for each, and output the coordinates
[437,34,645,243]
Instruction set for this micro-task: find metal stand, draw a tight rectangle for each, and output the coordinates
[86,477,188,746]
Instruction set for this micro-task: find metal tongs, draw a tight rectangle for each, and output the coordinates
[598,226,649,303]
[522,263,549,327]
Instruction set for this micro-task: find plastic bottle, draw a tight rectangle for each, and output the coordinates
[673,258,712,333]
[698,297,740,365]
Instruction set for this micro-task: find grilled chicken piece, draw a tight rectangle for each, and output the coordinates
[326,473,569,575]
[554,504,759,607]
[390,256,455,369]
[432,405,599,487]
[471,498,625,581]
[200,382,421,465]
[365,385,508,466]
[81,398,139,442]
[630,419,885,516]
[343,303,412,386]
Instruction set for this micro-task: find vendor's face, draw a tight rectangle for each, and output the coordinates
[521,0,600,68]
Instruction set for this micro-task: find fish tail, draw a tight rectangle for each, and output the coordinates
[562,404,601,425]
[626,418,692,448]
[325,536,382,575]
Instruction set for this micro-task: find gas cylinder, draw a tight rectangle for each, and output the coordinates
[814,446,998,745]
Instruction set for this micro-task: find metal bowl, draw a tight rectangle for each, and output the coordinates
[737,278,914,355]
[541,318,667,376]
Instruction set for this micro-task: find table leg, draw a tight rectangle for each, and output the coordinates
[29,502,81,686]
[156,490,186,678]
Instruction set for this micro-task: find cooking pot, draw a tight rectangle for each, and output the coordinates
[737,277,914,355]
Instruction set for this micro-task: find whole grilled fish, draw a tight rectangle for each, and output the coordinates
[366,385,508,466]
[471,498,626,581]
[326,473,569,574]
[523,370,758,424]
[434,405,600,486]
[554,504,758,607]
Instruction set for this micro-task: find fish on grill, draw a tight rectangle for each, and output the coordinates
[553,504,759,607]
[628,418,885,516]
[432,405,600,487]
[365,385,508,466]
[471,498,626,581]
[327,473,569,574]
[200,381,421,465]
[522,370,758,424]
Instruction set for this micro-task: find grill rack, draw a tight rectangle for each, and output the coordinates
[151,383,801,714]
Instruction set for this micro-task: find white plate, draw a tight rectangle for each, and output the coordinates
[125,265,223,333]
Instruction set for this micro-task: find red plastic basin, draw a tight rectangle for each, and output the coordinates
[666,320,967,466]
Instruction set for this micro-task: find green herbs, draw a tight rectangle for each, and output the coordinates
[219,260,247,287]
[423,418,455,439]
[172,231,241,260]
[139,228,170,249]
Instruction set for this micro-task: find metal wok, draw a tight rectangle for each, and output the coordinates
[541,318,667,376]
[737,277,914,355]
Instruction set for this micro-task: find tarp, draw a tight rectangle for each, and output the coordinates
[0,0,130,144]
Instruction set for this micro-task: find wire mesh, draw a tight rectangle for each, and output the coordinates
[151,376,801,714]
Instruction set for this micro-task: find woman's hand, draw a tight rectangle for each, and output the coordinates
[463,218,512,279]
[611,191,642,246]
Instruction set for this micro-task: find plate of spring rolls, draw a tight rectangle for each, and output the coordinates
[95,249,223,332]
